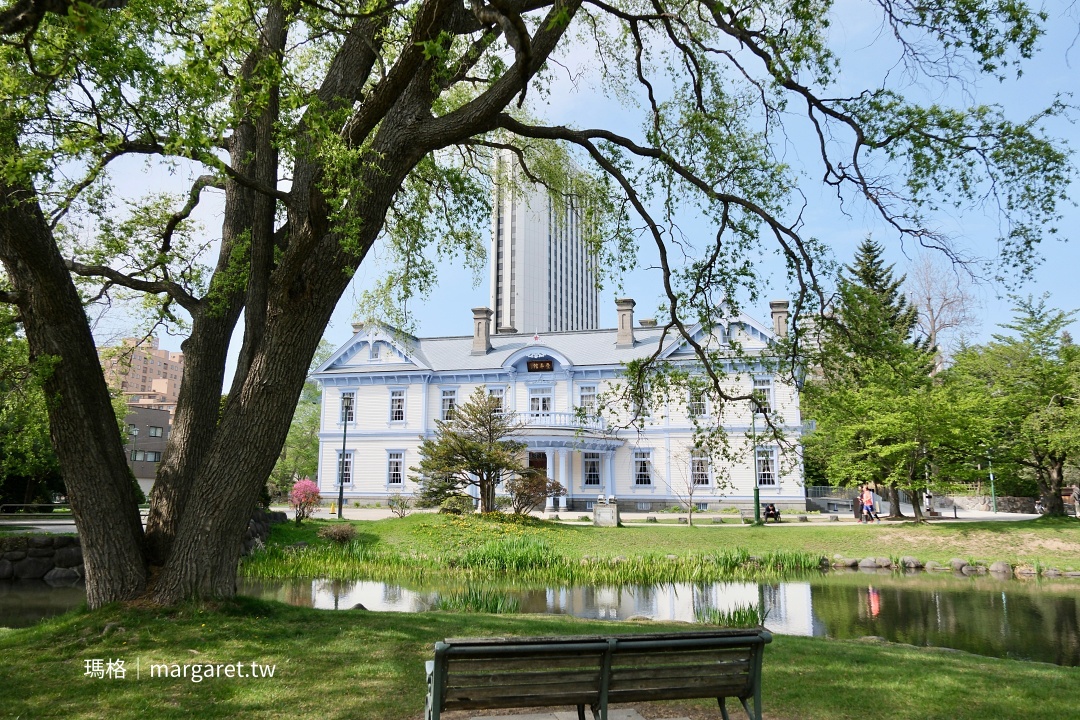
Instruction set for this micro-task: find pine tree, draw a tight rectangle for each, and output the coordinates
[805,238,937,518]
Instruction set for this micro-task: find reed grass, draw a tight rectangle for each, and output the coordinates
[241,538,825,585]
[694,604,767,627]
[432,586,522,614]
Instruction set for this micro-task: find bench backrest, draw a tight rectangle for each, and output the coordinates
[430,629,771,713]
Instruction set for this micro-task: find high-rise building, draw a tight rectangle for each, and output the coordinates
[99,336,185,415]
[490,152,599,334]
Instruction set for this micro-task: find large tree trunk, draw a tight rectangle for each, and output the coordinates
[886,483,906,518]
[1040,460,1066,516]
[0,174,147,607]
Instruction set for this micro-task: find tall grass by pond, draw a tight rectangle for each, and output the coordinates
[695,604,767,627]
[431,586,522,614]
[241,534,826,585]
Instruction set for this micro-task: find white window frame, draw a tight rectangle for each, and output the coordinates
[578,384,598,414]
[529,386,553,418]
[583,452,601,486]
[340,391,356,423]
[487,386,506,412]
[369,341,380,360]
[687,388,708,418]
[753,377,773,415]
[389,388,406,423]
[633,450,653,486]
[148,426,163,438]
[337,450,354,486]
[440,389,457,421]
[756,447,777,486]
[386,450,404,486]
[691,450,710,486]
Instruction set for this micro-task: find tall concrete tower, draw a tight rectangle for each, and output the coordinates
[490,151,599,334]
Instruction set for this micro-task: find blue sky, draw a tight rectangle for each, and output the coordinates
[91,2,1080,382]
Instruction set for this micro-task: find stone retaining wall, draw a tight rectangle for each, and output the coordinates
[947,495,1036,513]
[0,535,83,584]
[0,508,288,583]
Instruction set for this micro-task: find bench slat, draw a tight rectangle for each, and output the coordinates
[444,690,598,710]
[609,680,750,704]
[447,655,603,672]
[449,669,601,689]
[611,648,753,667]
[610,660,750,684]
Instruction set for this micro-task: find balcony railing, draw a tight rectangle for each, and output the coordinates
[504,411,606,432]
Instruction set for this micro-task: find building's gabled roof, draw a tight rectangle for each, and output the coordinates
[313,310,778,378]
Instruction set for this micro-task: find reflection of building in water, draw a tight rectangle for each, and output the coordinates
[300,579,818,636]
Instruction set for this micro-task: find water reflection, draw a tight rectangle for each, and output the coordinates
[3,574,1078,666]
[235,575,1080,666]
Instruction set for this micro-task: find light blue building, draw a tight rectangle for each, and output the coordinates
[312,299,806,512]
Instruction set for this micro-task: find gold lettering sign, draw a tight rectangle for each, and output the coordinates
[527,360,554,372]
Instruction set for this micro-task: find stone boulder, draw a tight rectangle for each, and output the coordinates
[13,557,53,579]
[949,558,969,571]
[44,566,81,584]
[875,557,893,569]
[900,556,923,569]
[0,558,11,580]
[28,536,54,549]
[925,560,944,571]
[53,546,83,568]
[858,558,878,569]
[989,561,1013,577]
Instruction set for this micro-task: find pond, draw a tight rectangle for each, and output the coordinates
[3,572,1078,666]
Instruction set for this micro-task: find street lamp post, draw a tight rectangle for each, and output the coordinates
[129,426,139,461]
[751,402,760,524]
[338,394,352,520]
[988,457,997,513]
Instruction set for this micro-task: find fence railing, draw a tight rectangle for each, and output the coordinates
[806,486,859,500]
[506,411,606,432]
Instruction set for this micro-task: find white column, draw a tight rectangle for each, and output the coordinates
[420,377,430,432]
[558,449,569,510]
[606,451,616,500]
[545,449,556,510]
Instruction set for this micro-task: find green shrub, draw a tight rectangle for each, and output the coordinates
[387,493,411,518]
[317,524,357,544]
[439,495,476,515]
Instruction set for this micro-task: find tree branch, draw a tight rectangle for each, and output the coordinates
[0,0,127,36]
[66,259,200,312]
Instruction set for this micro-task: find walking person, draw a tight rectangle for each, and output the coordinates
[1070,484,1079,518]
[862,486,879,524]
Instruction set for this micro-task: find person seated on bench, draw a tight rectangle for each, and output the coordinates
[764,503,781,523]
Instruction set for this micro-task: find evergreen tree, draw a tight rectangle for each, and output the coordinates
[804,239,936,517]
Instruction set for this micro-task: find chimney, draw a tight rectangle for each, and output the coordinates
[616,298,636,348]
[351,321,365,333]
[769,300,790,338]
[638,318,657,327]
[472,307,493,354]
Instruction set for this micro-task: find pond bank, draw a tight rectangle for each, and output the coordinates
[1,599,1076,720]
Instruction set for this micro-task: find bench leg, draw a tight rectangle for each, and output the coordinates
[718,697,732,720]
[739,696,757,720]
[577,705,586,720]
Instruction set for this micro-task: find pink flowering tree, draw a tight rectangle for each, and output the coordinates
[289,478,321,526]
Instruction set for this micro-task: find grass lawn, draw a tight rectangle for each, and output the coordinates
[263,513,1080,571]
[0,598,1076,720]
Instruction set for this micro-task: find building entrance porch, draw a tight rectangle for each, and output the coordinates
[523,440,623,513]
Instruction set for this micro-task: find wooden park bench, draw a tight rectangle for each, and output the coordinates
[424,628,772,720]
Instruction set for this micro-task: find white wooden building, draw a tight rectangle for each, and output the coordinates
[312,299,806,512]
